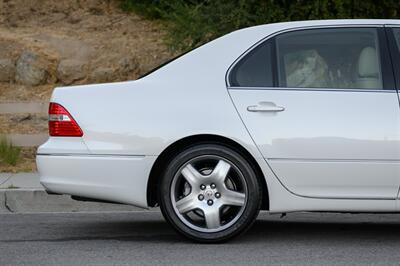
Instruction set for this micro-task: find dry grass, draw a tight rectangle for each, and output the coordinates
[0,147,37,173]
[0,135,20,166]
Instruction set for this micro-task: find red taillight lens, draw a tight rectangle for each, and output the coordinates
[48,103,83,137]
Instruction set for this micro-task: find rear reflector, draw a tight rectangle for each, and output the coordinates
[48,103,83,137]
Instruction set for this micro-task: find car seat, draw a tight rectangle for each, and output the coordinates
[356,47,381,89]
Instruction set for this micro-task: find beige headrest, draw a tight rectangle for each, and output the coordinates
[357,47,379,78]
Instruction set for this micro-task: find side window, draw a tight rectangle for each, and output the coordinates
[276,28,383,89]
[229,41,273,87]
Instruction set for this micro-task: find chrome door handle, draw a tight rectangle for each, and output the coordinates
[247,103,285,112]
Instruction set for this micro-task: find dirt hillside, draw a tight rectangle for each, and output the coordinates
[0,0,172,101]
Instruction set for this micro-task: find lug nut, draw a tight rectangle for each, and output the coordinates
[207,199,214,206]
[215,192,221,198]
[198,194,204,201]
[210,183,216,189]
[200,184,206,190]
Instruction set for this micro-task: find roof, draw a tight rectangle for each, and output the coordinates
[242,19,400,32]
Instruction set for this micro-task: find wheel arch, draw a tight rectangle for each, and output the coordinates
[147,134,269,210]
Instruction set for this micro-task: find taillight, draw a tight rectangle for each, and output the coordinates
[48,102,83,137]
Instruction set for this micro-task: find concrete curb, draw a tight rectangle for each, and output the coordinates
[0,191,8,213]
[0,189,158,213]
[0,172,42,189]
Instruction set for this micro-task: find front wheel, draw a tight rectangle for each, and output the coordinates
[159,143,262,242]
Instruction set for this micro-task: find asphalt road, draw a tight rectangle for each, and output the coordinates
[2,211,400,265]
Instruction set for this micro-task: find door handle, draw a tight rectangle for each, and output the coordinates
[247,102,285,112]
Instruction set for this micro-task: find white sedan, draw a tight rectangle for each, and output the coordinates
[37,19,400,242]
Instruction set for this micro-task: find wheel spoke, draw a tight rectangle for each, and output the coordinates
[222,190,246,207]
[176,194,197,214]
[203,208,221,229]
[211,159,231,183]
[181,164,202,187]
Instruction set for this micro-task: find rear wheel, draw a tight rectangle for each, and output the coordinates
[159,143,262,242]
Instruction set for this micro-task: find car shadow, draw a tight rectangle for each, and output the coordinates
[240,213,400,244]
[63,212,400,244]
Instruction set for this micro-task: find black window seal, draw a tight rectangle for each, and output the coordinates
[271,37,279,87]
[378,27,396,90]
[384,26,400,91]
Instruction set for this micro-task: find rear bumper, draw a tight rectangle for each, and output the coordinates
[36,154,157,208]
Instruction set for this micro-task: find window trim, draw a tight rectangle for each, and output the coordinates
[226,24,396,92]
[385,26,400,91]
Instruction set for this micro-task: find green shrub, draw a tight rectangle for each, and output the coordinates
[121,0,400,52]
[0,136,21,166]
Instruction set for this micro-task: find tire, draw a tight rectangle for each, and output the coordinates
[158,143,262,243]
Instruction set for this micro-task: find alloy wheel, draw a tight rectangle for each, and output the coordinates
[170,155,248,233]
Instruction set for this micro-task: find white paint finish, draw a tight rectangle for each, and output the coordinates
[49,80,259,157]
[272,193,398,213]
[269,160,400,199]
[37,20,400,213]
[229,89,400,160]
[37,154,156,208]
[252,153,398,212]
[37,137,90,154]
[229,89,400,199]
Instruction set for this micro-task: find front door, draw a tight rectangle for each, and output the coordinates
[229,27,400,199]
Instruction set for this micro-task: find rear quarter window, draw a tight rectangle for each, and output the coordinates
[229,41,274,87]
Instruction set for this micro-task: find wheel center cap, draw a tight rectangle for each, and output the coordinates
[205,190,214,199]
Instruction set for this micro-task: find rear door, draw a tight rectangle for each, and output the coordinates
[229,26,400,199]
